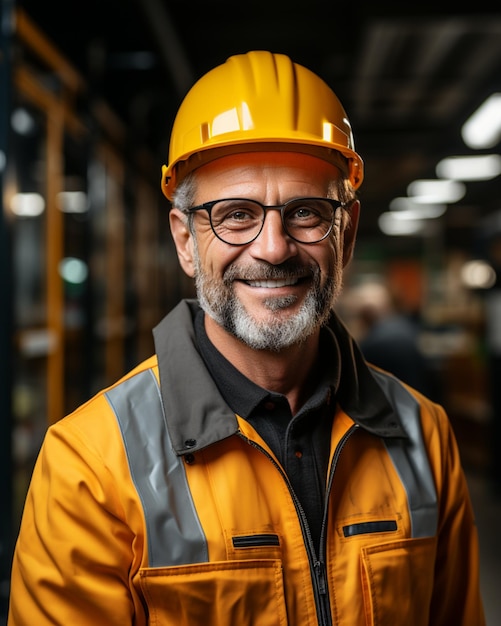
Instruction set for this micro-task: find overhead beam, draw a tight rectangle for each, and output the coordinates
[135,0,195,99]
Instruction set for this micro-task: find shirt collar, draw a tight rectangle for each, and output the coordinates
[194,308,341,419]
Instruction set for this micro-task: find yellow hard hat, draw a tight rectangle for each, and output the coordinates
[161,51,364,199]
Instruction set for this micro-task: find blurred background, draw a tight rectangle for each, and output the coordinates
[1,1,501,623]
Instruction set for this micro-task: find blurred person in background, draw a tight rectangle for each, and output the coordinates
[8,51,485,625]
[355,282,434,397]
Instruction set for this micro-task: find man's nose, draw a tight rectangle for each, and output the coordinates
[250,208,297,263]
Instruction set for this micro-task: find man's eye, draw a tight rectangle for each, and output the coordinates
[226,210,251,221]
[289,206,321,222]
[294,207,314,218]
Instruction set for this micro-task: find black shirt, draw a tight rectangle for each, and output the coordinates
[194,310,341,553]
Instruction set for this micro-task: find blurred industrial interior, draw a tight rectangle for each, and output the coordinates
[1,1,501,623]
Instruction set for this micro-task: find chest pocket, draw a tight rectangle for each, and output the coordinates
[139,559,288,626]
[360,536,437,626]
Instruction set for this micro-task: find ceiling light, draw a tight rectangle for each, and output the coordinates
[436,154,501,181]
[378,212,425,236]
[460,260,496,289]
[58,257,89,285]
[11,107,36,135]
[461,93,501,149]
[389,197,446,218]
[10,192,45,217]
[389,197,421,211]
[57,191,88,213]
[407,179,466,204]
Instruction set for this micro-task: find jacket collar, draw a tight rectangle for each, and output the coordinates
[153,300,407,456]
[327,313,408,438]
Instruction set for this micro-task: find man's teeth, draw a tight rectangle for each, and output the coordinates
[246,278,298,288]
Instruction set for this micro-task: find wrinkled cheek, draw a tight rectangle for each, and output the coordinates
[319,251,344,306]
[321,243,342,284]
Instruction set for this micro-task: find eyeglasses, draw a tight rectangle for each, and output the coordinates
[187,197,346,246]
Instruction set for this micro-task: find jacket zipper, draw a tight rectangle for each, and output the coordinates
[316,424,359,625]
[240,423,358,626]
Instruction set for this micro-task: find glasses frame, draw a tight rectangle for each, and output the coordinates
[187,197,346,246]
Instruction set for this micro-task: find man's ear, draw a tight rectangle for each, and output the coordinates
[169,208,196,277]
[342,199,360,267]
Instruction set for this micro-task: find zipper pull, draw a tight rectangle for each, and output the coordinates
[314,560,327,595]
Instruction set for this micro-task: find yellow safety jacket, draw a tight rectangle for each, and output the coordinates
[8,300,485,625]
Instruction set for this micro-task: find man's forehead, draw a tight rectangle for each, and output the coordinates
[191,152,342,205]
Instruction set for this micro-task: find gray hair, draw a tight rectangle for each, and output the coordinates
[172,172,197,231]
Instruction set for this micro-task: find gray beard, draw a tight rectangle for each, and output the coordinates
[194,254,342,351]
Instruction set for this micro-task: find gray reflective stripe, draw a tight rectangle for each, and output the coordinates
[105,369,208,567]
[372,370,438,538]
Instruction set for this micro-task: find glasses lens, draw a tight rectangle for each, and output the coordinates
[283,199,335,243]
[210,199,264,244]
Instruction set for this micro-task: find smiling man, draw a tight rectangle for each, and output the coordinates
[169,151,359,408]
[8,51,485,626]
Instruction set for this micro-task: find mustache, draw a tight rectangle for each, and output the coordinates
[223,260,317,283]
